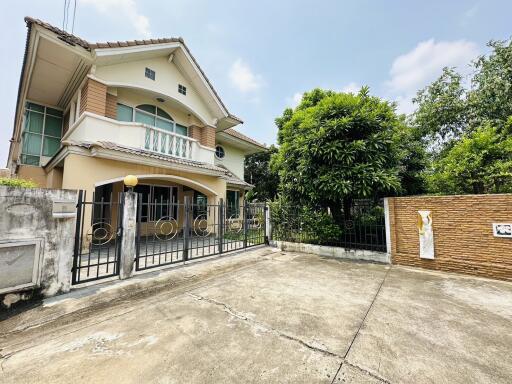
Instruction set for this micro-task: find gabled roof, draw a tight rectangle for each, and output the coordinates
[223,129,266,150]
[23,17,242,123]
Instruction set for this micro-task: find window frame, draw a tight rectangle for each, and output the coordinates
[145,67,156,80]
[215,145,225,159]
[116,102,189,138]
[226,189,240,218]
[178,84,187,95]
[20,101,63,166]
[133,183,179,223]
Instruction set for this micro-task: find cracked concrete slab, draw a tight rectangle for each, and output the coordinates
[1,248,511,383]
[343,266,512,384]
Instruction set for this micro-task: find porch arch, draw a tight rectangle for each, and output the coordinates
[94,174,219,197]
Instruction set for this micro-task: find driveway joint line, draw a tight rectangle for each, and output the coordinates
[331,266,393,384]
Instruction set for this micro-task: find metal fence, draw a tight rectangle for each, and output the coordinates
[270,199,386,252]
[135,196,267,271]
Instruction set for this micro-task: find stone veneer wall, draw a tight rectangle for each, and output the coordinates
[388,194,512,281]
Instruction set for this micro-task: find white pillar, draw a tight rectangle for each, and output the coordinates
[119,192,137,279]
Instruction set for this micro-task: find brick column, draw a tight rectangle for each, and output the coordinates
[105,93,117,119]
[80,78,107,116]
[189,125,202,141]
[201,126,216,148]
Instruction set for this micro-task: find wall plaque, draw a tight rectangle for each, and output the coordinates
[493,223,512,238]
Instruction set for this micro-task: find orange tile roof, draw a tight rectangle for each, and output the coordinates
[23,17,242,123]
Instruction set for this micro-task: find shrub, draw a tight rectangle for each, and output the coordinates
[0,177,37,188]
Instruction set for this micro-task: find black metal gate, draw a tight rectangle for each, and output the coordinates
[72,190,123,284]
[135,196,267,271]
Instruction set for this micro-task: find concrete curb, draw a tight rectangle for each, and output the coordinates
[270,240,390,264]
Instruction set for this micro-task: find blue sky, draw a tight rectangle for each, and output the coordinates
[1,0,511,166]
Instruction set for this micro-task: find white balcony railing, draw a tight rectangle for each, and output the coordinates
[63,112,215,165]
[144,126,193,159]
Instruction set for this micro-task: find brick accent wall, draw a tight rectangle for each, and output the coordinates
[80,78,107,116]
[201,125,216,148]
[189,125,202,142]
[388,195,512,281]
[105,93,117,119]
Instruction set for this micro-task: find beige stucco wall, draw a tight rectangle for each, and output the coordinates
[95,56,216,126]
[214,142,246,180]
[61,153,227,201]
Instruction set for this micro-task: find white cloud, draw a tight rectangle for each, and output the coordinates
[229,59,264,93]
[385,39,479,114]
[340,82,361,94]
[387,39,478,94]
[285,92,303,108]
[81,0,150,37]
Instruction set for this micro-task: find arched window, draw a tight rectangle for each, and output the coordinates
[132,104,188,136]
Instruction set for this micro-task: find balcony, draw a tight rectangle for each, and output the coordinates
[63,112,215,164]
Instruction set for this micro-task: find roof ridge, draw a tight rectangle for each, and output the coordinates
[23,16,243,124]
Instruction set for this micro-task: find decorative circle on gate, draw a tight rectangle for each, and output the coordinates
[226,215,243,233]
[154,217,178,240]
[87,222,114,245]
[344,220,354,230]
[193,215,212,237]
[249,217,262,229]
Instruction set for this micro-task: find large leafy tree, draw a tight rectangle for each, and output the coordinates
[244,145,279,202]
[428,124,512,194]
[413,38,512,194]
[272,87,413,222]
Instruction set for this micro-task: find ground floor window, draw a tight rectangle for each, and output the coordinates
[193,191,208,219]
[133,184,178,222]
[226,190,240,218]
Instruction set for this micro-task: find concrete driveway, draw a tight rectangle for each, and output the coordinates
[1,247,511,383]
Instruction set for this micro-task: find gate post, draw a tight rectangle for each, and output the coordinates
[243,201,248,248]
[119,192,137,279]
[264,204,271,245]
[71,190,84,285]
[218,198,224,254]
[183,196,190,261]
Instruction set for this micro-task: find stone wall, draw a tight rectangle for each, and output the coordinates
[0,187,77,297]
[387,194,512,281]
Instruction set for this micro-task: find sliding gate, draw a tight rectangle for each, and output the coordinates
[135,196,266,271]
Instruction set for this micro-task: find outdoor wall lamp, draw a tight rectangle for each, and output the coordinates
[124,175,138,192]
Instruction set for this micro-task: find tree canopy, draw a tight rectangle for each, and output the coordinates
[244,145,279,202]
[271,87,421,221]
[412,38,512,194]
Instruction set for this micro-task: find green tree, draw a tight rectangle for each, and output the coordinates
[413,38,512,194]
[428,125,512,194]
[272,87,406,223]
[244,145,279,202]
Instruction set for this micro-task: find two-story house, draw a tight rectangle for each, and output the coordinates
[6,18,266,226]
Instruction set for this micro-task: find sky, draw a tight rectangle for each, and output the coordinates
[1,0,511,166]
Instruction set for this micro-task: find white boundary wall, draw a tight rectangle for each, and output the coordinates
[270,240,390,264]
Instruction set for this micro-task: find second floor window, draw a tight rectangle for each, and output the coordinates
[116,103,188,136]
[20,102,63,166]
